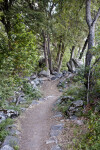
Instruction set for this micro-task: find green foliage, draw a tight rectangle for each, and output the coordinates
[0,118,13,142]
[58,99,72,115]
[13,145,19,150]
[22,81,41,101]
[64,83,86,100]
[74,113,100,150]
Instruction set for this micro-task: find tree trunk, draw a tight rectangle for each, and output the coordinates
[47,34,52,73]
[43,32,49,70]
[79,36,88,59]
[67,46,76,73]
[57,43,65,73]
[85,0,100,103]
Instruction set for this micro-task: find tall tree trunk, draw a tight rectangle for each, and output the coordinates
[47,34,52,73]
[57,43,65,73]
[56,43,61,66]
[43,32,49,70]
[85,0,100,103]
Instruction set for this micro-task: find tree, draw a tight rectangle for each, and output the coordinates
[85,0,100,103]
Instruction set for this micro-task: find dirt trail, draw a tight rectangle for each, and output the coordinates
[18,80,62,150]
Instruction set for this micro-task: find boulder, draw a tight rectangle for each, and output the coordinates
[0,145,14,150]
[39,70,50,77]
[51,145,61,150]
[2,136,19,147]
[71,100,83,107]
[6,110,19,118]
[30,74,37,80]
[0,113,6,123]
[60,96,74,104]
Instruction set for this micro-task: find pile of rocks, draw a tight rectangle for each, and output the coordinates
[58,96,84,118]
[0,109,19,123]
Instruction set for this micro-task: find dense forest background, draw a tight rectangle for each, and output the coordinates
[0,0,100,149]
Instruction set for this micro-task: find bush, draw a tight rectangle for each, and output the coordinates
[74,113,100,150]
[0,118,13,142]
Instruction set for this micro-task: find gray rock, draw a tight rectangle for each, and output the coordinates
[51,145,61,150]
[72,100,83,107]
[2,136,19,147]
[30,74,37,80]
[6,110,19,118]
[39,70,50,77]
[6,125,20,136]
[20,108,26,112]
[56,73,63,78]
[69,115,77,120]
[0,145,14,150]
[46,137,57,144]
[60,96,74,104]
[53,112,62,118]
[51,124,63,131]
[51,76,58,80]
[38,98,45,101]
[74,120,83,126]
[30,81,37,89]
[33,78,41,86]
[50,124,64,136]
[0,113,6,123]
[31,100,39,105]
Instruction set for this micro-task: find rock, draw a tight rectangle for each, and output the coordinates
[39,70,50,77]
[33,78,41,86]
[51,145,61,150]
[55,73,63,78]
[69,115,77,120]
[20,108,26,112]
[50,124,64,137]
[62,70,67,76]
[30,74,37,80]
[46,137,57,144]
[0,145,14,150]
[0,113,6,123]
[51,76,58,80]
[2,136,19,147]
[30,81,37,89]
[74,120,83,126]
[38,98,45,101]
[72,100,83,107]
[59,89,63,92]
[52,71,58,75]
[6,125,20,136]
[53,112,62,118]
[31,100,39,105]
[6,110,19,118]
[60,96,74,104]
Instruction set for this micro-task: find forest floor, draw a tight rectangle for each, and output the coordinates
[17,79,64,150]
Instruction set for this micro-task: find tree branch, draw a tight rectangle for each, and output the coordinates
[92,8,100,26]
[79,36,88,59]
[86,0,92,27]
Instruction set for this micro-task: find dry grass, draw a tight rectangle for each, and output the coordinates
[58,118,87,150]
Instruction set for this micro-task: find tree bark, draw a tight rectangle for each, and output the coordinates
[57,43,65,73]
[47,34,52,73]
[79,36,88,59]
[42,32,49,70]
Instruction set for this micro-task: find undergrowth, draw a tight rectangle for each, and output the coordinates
[0,118,13,142]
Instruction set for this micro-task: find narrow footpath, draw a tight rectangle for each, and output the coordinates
[18,80,63,150]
